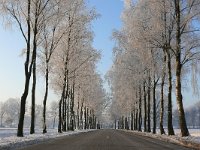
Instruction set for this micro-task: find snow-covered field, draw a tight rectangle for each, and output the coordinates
[0,128,94,150]
[174,128,200,137]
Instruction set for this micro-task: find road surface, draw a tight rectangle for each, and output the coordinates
[20,130,192,150]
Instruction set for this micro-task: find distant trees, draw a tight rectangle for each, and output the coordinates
[49,101,59,129]
[108,0,200,137]
[0,98,20,127]
[173,102,200,129]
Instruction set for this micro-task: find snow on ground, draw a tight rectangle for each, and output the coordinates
[124,129,200,150]
[1,128,200,149]
[0,128,95,150]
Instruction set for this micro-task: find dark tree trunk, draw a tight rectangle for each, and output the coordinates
[134,110,136,130]
[174,0,189,137]
[62,97,66,132]
[135,108,138,130]
[167,51,175,135]
[58,67,68,133]
[89,110,92,129]
[84,106,87,130]
[143,81,147,132]
[70,85,75,131]
[94,117,97,129]
[147,72,151,132]
[30,3,38,134]
[17,0,31,137]
[125,117,129,130]
[58,98,62,133]
[43,64,49,134]
[30,60,36,134]
[122,116,124,129]
[67,96,69,130]
[175,55,189,136]
[153,76,157,134]
[62,93,65,131]
[62,86,68,132]
[86,108,89,129]
[77,99,80,129]
[131,112,133,130]
[160,52,166,135]
[80,100,83,129]
[138,86,142,132]
[63,71,69,132]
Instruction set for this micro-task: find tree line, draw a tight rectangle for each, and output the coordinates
[107,0,200,137]
[0,0,106,137]
[0,98,58,129]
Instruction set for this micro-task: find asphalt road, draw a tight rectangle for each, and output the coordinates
[20,130,192,150]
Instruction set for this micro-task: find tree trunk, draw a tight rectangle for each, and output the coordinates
[175,55,189,136]
[147,71,151,132]
[17,0,31,137]
[30,2,38,134]
[58,98,62,133]
[84,106,87,130]
[62,94,65,131]
[70,86,75,131]
[67,97,70,130]
[30,60,36,134]
[80,100,83,129]
[86,108,89,129]
[134,110,136,130]
[62,90,67,132]
[167,51,175,135]
[135,108,138,130]
[160,52,166,135]
[62,97,67,132]
[43,64,49,134]
[153,76,156,134]
[143,81,147,132]
[77,100,80,129]
[175,0,189,137]
[131,112,133,130]
[138,86,142,132]
[63,71,69,132]
[125,117,129,130]
[122,116,124,129]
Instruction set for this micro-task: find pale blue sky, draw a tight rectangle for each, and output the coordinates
[0,0,198,108]
[89,0,123,75]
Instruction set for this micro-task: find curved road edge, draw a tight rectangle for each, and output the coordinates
[120,130,200,150]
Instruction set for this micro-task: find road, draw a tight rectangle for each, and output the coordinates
[20,130,192,150]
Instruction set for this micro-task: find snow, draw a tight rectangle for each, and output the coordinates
[0,128,95,150]
[1,128,200,149]
[123,129,200,149]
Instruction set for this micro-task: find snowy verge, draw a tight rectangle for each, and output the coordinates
[121,129,200,150]
[0,129,95,150]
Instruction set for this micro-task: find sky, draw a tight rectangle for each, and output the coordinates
[88,0,123,76]
[0,0,198,108]
[0,0,124,105]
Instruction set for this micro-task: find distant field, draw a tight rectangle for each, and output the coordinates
[175,129,200,137]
